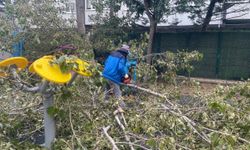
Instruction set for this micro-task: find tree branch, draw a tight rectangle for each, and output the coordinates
[160,104,211,143]
[175,143,192,150]
[116,142,151,150]
[124,83,211,144]
[69,105,85,149]
[102,126,120,150]
[114,109,135,150]
[9,68,40,93]
[202,0,218,31]
[143,0,153,21]
[202,127,250,145]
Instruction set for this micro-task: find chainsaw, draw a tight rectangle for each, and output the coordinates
[122,59,137,84]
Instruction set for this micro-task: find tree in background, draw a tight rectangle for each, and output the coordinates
[124,0,173,64]
[1,0,92,60]
[76,0,86,34]
[90,0,174,63]
[175,0,250,31]
[89,0,138,52]
[0,0,4,6]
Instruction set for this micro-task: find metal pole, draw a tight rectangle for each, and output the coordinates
[43,92,55,150]
[38,72,79,149]
[39,80,55,150]
[67,72,78,86]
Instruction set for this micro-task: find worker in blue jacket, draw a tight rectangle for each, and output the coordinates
[102,44,131,106]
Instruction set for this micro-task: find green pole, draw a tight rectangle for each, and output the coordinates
[215,32,222,78]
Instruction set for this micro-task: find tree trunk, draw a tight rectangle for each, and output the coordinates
[144,0,157,64]
[201,0,218,31]
[76,0,86,34]
[146,20,156,64]
[109,0,115,17]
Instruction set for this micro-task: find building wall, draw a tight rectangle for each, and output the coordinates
[1,0,250,26]
[0,3,4,16]
[60,0,250,26]
[226,3,250,20]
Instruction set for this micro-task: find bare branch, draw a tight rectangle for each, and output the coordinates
[121,113,128,127]
[128,133,149,141]
[9,68,40,92]
[175,143,192,150]
[124,83,175,108]
[116,142,151,150]
[69,105,85,149]
[114,109,135,150]
[102,126,120,150]
[202,127,250,145]
[124,83,211,144]
[161,104,211,143]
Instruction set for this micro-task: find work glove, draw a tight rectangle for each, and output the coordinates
[122,74,131,84]
[124,74,129,78]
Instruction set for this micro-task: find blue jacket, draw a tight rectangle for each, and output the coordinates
[102,49,129,84]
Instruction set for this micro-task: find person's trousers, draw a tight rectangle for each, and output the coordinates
[104,80,122,100]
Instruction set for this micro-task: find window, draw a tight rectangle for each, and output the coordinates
[86,0,107,10]
[65,2,75,13]
[59,0,75,13]
[86,0,94,9]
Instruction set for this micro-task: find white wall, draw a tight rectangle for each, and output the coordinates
[58,0,250,26]
[85,9,98,25]
[0,3,4,16]
[226,3,250,20]
[2,0,250,26]
[81,1,250,26]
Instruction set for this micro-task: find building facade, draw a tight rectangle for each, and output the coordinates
[61,0,250,27]
[0,0,4,16]
[1,0,250,26]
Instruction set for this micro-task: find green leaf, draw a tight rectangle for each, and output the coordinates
[210,133,220,147]
[47,106,60,117]
[225,135,237,146]
[209,102,226,112]
[146,139,157,148]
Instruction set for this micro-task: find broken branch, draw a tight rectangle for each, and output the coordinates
[102,126,119,150]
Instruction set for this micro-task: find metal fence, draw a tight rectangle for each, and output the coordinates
[154,31,250,80]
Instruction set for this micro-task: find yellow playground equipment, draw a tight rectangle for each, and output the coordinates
[0,57,28,77]
[0,55,92,149]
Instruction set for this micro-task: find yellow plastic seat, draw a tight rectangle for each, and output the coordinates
[29,56,72,84]
[0,57,28,77]
[73,59,92,77]
[0,72,7,77]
